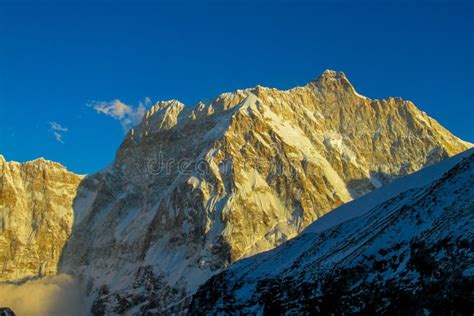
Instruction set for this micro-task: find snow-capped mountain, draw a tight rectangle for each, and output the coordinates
[55,70,470,314]
[189,149,474,315]
[0,156,83,281]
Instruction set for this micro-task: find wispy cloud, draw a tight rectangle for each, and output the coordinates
[49,122,68,143]
[87,98,150,132]
[0,274,85,316]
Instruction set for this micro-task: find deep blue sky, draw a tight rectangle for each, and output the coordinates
[0,1,473,174]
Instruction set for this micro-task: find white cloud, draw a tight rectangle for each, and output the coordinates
[53,132,64,143]
[88,98,150,132]
[49,122,68,143]
[90,99,131,120]
[0,274,86,316]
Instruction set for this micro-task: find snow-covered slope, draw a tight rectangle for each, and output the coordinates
[57,70,471,314]
[303,148,474,235]
[189,150,474,315]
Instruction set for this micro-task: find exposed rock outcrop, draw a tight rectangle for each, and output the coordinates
[0,156,83,281]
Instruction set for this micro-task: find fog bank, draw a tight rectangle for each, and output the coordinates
[0,274,85,316]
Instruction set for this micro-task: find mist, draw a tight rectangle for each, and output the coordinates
[0,274,86,316]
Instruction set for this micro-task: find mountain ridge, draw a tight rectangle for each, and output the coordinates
[0,157,83,281]
[56,70,470,314]
[0,70,471,314]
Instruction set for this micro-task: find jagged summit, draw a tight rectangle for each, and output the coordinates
[308,69,366,99]
[314,69,349,82]
[0,155,75,172]
[127,70,368,141]
[24,157,70,169]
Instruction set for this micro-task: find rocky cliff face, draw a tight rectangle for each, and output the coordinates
[57,70,471,314]
[189,150,474,315]
[0,156,83,281]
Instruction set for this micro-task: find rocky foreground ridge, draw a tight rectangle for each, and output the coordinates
[57,70,470,314]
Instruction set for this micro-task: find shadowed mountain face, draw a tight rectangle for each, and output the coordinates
[189,152,474,315]
[52,70,470,314]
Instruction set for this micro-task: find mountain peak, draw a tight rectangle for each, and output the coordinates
[311,69,349,83]
[59,72,470,314]
[308,69,366,99]
[0,155,70,171]
[321,68,346,78]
